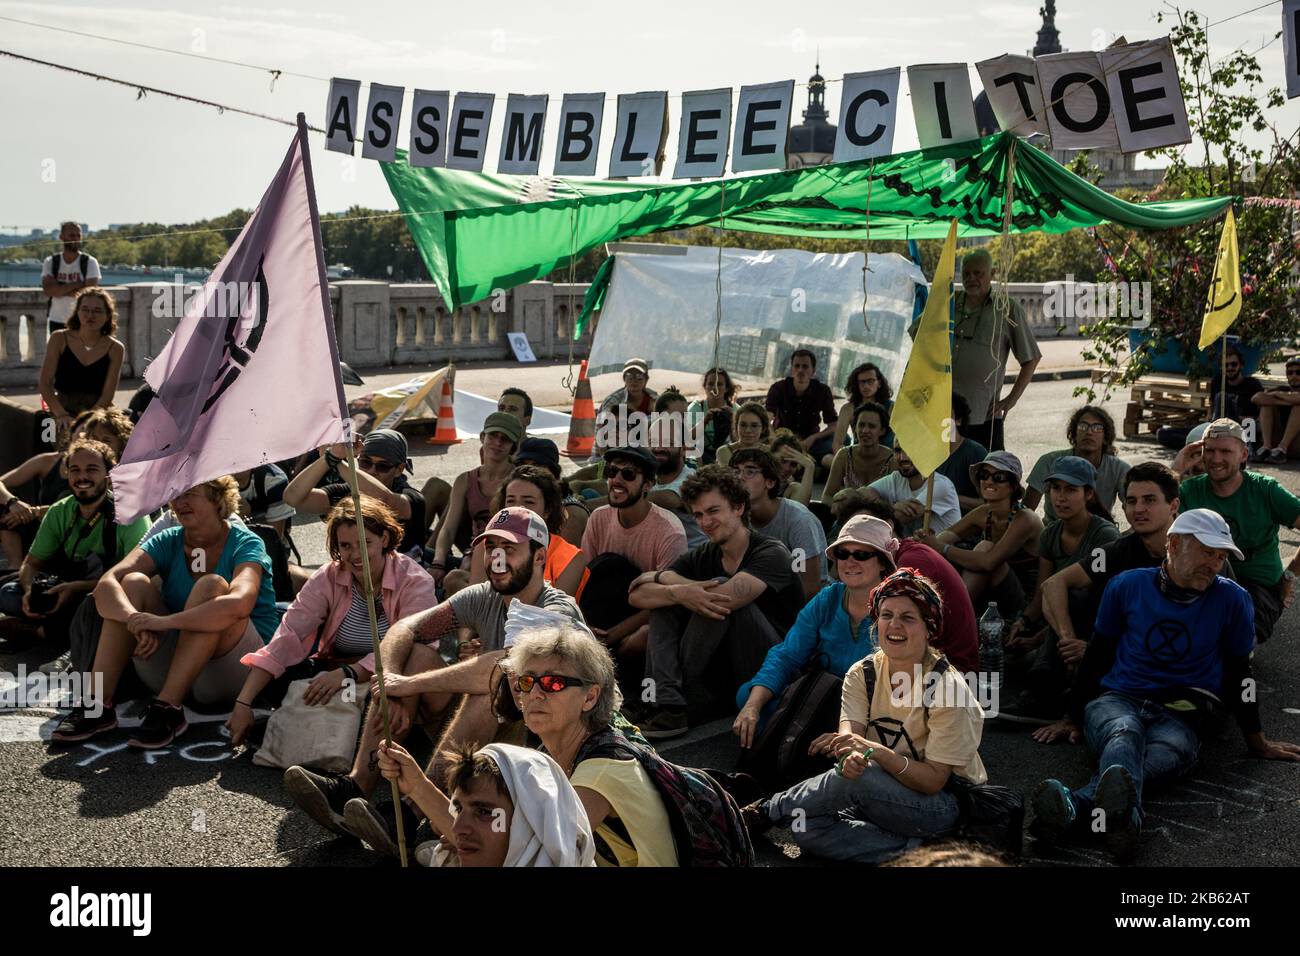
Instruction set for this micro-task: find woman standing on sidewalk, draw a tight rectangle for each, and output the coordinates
[39,288,125,433]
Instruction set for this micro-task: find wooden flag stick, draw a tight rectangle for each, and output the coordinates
[344,438,409,867]
[1219,339,1228,419]
[922,473,936,534]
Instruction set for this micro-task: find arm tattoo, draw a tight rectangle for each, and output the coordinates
[412,603,459,644]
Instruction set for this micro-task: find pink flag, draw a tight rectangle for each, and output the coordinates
[111,116,348,522]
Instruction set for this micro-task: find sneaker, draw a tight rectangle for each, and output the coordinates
[344,797,422,859]
[50,704,118,745]
[128,699,188,749]
[283,766,364,838]
[37,651,73,676]
[740,799,775,838]
[1268,447,1288,464]
[638,707,688,740]
[1029,778,1077,846]
[1094,765,1141,863]
[993,691,1059,726]
[1251,445,1270,463]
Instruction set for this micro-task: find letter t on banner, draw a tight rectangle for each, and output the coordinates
[891,220,957,479]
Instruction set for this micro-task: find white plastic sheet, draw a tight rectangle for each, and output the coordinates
[588,244,925,394]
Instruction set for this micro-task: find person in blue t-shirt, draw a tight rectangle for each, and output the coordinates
[1029,509,1300,862]
[54,476,281,750]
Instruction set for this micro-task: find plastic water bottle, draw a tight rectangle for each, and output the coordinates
[978,603,1005,701]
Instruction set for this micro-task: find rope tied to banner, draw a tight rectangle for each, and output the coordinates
[561,203,579,396]
[861,159,876,334]
[712,182,726,383]
[986,137,1018,428]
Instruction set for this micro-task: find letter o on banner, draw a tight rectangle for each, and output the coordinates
[1035,51,1118,149]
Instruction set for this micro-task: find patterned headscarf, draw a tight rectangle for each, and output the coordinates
[868,567,944,638]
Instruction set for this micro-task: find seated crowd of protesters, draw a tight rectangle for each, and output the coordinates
[5,328,1299,869]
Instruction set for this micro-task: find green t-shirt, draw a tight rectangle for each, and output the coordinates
[1178,471,1300,586]
[29,496,149,570]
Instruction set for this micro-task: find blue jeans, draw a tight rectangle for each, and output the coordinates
[767,762,960,864]
[1070,691,1201,824]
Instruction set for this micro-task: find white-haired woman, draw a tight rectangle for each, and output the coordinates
[54,477,280,749]
[504,624,679,867]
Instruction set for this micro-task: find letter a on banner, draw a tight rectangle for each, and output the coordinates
[833,69,900,162]
[892,220,957,479]
[326,78,361,154]
[362,84,404,163]
[907,64,979,148]
[1198,208,1242,350]
[554,93,605,176]
[1284,0,1300,98]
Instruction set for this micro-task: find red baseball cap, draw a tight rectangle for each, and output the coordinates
[471,506,550,551]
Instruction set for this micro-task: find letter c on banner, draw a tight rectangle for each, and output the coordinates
[834,68,901,162]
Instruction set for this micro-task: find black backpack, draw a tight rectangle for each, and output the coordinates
[577,725,755,867]
[46,253,90,318]
[861,655,1024,856]
[738,659,843,790]
[246,522,294,603]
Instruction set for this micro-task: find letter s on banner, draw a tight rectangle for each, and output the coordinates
[362,83,405,163]
[409,89,450,169]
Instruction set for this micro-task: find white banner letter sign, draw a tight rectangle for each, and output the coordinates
[409,89,449,168]
[674,88,732,178]
[447,92,496,171]
[732,80,794,172]
[1287,0,1300,99]
[362,83,404,163]
[609,91,669,177]
[833,68,901,162]
[325,78,361,154]
[498,94,549,175]
[554,93,605,176]
[975,55,1046,135]
[1102,38,1191,151]
[908,64,979,148]
[1035,52,1119,149]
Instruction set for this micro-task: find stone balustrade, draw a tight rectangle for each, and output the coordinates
[0,277,1082,387]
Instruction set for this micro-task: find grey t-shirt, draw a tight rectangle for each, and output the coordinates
[751,498,829,583]
[1038,515,1122,575]
[1027,450,1131,523]
[444,582,584,652]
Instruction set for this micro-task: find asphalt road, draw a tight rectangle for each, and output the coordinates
[1,375,1297,867]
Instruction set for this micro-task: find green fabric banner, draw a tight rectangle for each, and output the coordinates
[382,132,1235,313]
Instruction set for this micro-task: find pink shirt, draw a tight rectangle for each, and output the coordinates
[580,503,687,572]
[241,551,436,679]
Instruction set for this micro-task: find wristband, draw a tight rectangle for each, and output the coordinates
[894,754,909,776]
[235,700,254,709]
[324,451,342,469]
[654,570,666,585]
[341,664,357,683]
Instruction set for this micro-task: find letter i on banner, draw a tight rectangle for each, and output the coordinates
[1284,0,1300,99]
[907,64,979,148]
[891,220,957,479]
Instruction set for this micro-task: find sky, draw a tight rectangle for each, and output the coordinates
[0,0,1293,235]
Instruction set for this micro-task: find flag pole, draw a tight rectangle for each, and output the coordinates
[343,442,409,867]
[1219,338,1227,419]
[922,474,936,534]
[295,112,408,866]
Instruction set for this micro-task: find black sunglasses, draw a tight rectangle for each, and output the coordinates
[358,456,399,472]
[606,465,643,482]
[975,469,1012,484]
[513,674,590,694]
[832,547,878,563]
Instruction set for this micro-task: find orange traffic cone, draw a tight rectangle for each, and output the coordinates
[563,360,596,459]
[427,375,462,446]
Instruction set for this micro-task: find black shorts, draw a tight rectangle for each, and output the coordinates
[1244,577,1285,645]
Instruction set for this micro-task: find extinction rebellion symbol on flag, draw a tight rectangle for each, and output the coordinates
[201,255,270,414]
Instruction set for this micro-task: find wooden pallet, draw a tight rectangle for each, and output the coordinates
[1090,368,1289,438]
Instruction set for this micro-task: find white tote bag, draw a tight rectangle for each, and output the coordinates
[252,678,370,773]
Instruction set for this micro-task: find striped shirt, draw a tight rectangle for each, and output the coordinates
[332,584,390,657]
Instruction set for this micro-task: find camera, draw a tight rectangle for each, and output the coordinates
[27,575,62,615]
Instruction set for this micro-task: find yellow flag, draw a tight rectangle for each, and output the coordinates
[1198,207,1242,349]
[892,220,957,478]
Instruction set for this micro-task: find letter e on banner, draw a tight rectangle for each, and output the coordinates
[362,83,405,163]
[907,64,979,149]
[1035,52,1118,149]
[974,54,1046,135]
[447,92,496,172]
[609,91,669,177]
[325,78,362,154]
[1286,0,1300,99]
[732,80,794,172]
[1102,38,1191,151]
[674,88,732,179]
[553,92,605,176]
[833,68,900,161]
[498,93,549,175]
[409,89,450,168]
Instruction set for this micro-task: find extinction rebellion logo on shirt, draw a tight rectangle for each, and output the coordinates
[49,886,151,936]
